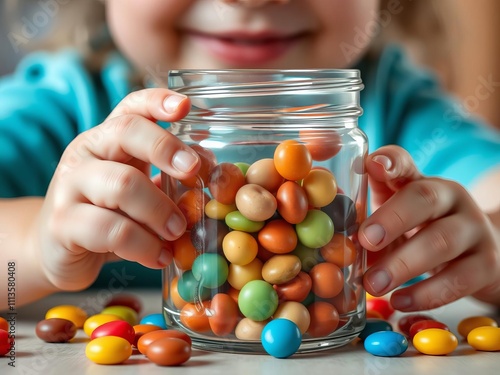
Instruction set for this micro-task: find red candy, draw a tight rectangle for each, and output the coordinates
[366,297,395,320]
[91,320,136,345]
[1,329,12,356]
[398,314,434,336]
[409,320,450,340]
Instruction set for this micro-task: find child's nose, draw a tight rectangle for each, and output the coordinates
[220,0,290,8]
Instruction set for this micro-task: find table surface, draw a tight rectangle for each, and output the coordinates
[1,289,499,375]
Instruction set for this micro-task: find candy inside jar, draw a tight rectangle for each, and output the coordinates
[161,69,367,354]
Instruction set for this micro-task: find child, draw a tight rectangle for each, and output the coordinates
[1,0,499,312]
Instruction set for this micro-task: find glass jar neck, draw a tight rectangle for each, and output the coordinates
[166,70,363,128]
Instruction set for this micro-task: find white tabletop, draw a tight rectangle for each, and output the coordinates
[1,289,499,375]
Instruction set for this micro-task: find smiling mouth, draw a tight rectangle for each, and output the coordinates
[185,30,309,66]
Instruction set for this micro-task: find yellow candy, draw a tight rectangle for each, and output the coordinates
[205,199,237,220]
[467,326,500,351]
[222,230,258,266]
[100,306,138,326]
[85,336,132,365]
[83,314,123,337]
[45,305,87,329]
[457,316,498,338]
[413,328,458,355]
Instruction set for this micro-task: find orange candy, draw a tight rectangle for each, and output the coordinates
[176,189,209,229]
[276,181,309,224]
[132,324,163,347]
[273,140,312,181]
[307,301,340,337]
[180,302,211,333]
[309,262,344,299]
[0,317,7,331]
[257,219,297,254]
[137,329,192,354]
[208,163,246,205]
[172,232,198,271]
[208,293,240,337]
[299,129,342,161]
[320,233,357,268]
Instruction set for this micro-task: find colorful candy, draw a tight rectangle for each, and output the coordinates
[238,280,279,321]
[90,320,135,345]
[359,318,393,341]
[139,313,168,330]
[0,329,12,356]
[0,317,8,331]
[364,331,408,357]
[261,319,302,358]
[397,314,434,337]
[137,329,192,355]
[100,305,137,326]
[457,316,498,338]
[85,336,132,365]
[83,314,123,337]
[467,326,500,351]
[146,337,192,366]
[366,297,395,320]
[412,328,458,355]
[45,305,88,329]
[35,318,77,343]
[408,320,449,340]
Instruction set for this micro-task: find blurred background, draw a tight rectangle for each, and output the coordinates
[1,0,499,129]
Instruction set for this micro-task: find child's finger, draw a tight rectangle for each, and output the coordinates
[64,160,186,241]
[366,146,423,207]
[107,88,191,123]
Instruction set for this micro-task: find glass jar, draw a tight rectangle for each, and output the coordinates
[161,70,367,354]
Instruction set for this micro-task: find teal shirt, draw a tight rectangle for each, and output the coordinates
[1,46,500,287]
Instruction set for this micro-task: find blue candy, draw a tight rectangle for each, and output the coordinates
[139,313,168,329]
[364,331,408,357]
[359,318,393,340]
[261,319,302,358]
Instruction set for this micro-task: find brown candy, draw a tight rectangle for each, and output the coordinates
[36,318,77,343]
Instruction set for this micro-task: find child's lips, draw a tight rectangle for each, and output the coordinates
[186,30,307,66]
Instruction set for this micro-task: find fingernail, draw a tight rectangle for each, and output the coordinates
[391,294,412,310]
[366,269,391,294]
[373,155,393,172]
[166,212,185,237]
[363,224,385,246]
[158,247,173,267]
[172,150,198,173]
[163,95,187,114]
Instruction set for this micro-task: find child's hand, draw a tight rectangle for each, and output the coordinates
[360,145,500,311]
[34,89,200,291]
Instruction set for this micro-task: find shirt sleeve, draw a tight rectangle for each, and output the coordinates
[0,50,108,197]
[359,45,500,189]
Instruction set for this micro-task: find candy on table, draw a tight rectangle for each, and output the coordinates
[467,326,500,352]
[83,314,123,337]
[412,328,458,356]
[35,318,77,343]
[0,316,8,331]
[0,329,12,356]
[363,331,408,357]
[103,293,143,314]
[137,329,192,355]
[261,319,302,358]
[408,320,449,340]
[85,336,132,365]
[90,320,135,345]
[397,314,434,337]
[146,337,192,366]
[358,318,393,341]
[100,305,138,326]
[45,305,88,329]
[366,297,395,320]
[139,313,169,330]
[132,324,163,347]
[457,316,498,338]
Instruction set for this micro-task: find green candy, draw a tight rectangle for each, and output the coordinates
[291,242,323,273]
[238,280,278,321]
[295,209,334,248]
[234,162,250,176]
[177,270,211,302]
[191,253,228,289]
[225,211,265,232]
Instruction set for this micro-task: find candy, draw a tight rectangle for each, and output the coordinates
[227,258,263,290]
[0,317,8,331]
[235,183,277,221]
[132,324,163,347]
[366,297,395,320]
[104,294,142,314]
[412,328,458,355]
[467,326,500,351]
[172,232,198,271]
[208,162,246,205]
[309,262,344,299]
[208,293,240,337]
[323,194,357,234]
[408,320,449,340]
[180,302,211,333]
[100,305,138,326]
[222,230,258,266]
[191,253,229,288]
[295,209,334,248]
[359,318,393,341]
[35,318,77,343]
[146,337,192,366]
[238,280,279,321]
[45,305,88,329]
[176,270,211,303]
[301,168,337,208]
[85,336,132,365]
[306,301,340,337]
[397,314,434,337]
[261,254,301,285]
[273,139,312,181]
[299,129,342,161]
[176,189,209,229]
[273,301,311,334]
[320,233,357,268]
[457,316,498,338]
[364,331,408,357]
[83,314,123,337]
[137,329,192,354]
[245,158,283,192]
[235,318,268,340]
[276,181,309,224]
[273,271,312,303]
[204,199,237,220]
[190,218,229,253]
[139,313,168,330]
[261,319,302,358]
[258,219,298,254]
[0,329,12,356]
[225,210,265,232]
[90,320,135,345]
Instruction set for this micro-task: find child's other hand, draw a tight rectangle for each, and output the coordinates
[360,145,500,311]
[35,89,199,291]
